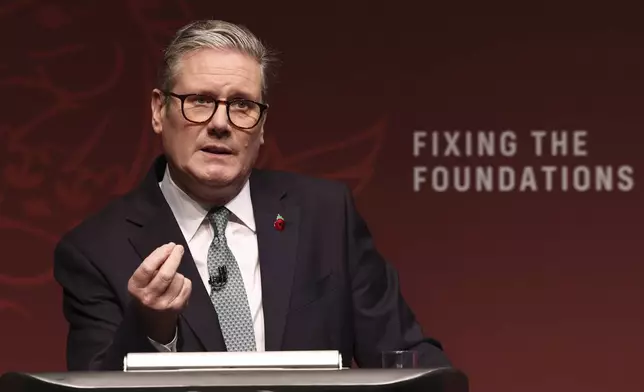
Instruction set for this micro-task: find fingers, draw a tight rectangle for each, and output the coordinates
[162,272,185,305]
[141,273,190,311]
[128,242,191,314]
[130,243,175,288]
[147,244,184,294]
[168,276,192,310]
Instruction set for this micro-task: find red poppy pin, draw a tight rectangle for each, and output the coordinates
[274,214,285,231]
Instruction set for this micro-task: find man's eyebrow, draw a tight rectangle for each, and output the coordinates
[191,89,259,101]
[226,90,260,101]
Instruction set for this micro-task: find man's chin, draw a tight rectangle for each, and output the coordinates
[184,172,245,205]
[196,168,246,189]
[201,176,236,188]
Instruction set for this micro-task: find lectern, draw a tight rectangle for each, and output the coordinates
[0,368,468,392]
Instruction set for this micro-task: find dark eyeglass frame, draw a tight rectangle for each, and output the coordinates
[163,91,269,129]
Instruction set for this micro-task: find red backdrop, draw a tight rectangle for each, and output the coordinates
[1,1,642,391]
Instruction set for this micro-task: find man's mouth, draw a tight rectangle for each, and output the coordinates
[201,145,233,155]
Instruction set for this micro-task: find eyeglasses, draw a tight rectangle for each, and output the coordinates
[163,91,269,129]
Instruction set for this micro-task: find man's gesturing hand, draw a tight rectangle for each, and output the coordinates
[127,242,192,344]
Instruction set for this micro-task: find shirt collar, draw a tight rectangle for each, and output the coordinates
[159,165,256,242]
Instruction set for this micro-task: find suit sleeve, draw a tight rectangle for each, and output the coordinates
[53,238,156,370]
[343,185,452,368]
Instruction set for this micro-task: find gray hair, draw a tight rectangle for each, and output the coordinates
[158,20,278,102]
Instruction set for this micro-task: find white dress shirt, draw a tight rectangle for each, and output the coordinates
[149,165,265,352]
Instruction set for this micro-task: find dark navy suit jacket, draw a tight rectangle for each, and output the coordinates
[53,155,450,370]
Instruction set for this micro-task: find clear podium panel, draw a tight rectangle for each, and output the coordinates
[0,368,468,392]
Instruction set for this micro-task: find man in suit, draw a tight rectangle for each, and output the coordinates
[53,19,451,371]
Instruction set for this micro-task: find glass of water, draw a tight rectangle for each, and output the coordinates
[381,350,418,368]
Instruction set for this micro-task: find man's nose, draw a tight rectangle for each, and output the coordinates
[207,102,230,135]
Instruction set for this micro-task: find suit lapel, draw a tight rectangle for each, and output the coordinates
[250,170,300,351]
[126,156,226,352]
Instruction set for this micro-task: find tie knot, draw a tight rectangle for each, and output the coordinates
[207,207,230,237]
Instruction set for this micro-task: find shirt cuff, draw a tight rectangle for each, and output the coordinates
[147,327,178,352]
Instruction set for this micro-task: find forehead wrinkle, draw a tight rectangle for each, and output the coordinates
[190,67,258,84]
[175,51,261,98]
[182,49,260,78]
[182,72,259,99]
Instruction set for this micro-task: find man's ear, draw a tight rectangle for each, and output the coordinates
[151,89,165,135]
[259,112,267,144]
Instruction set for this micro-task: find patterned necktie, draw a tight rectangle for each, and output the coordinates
[206,207,256,351]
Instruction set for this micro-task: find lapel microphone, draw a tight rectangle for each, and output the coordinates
[209,265,228,291]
